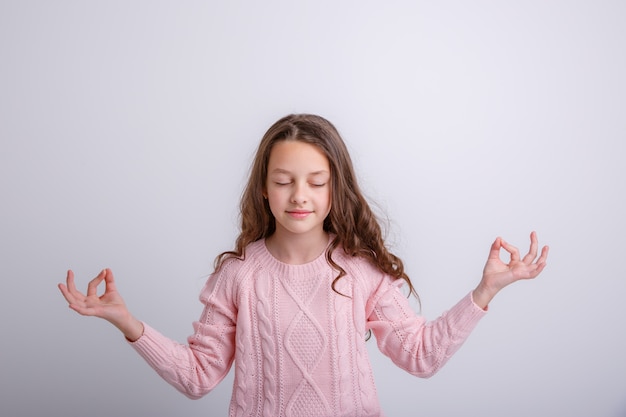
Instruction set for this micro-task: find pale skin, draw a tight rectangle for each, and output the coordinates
[59,130,549,340]
[59,268,145,341]
[58,232,548,342]
[472,231,549,308]
[263,141,332,264]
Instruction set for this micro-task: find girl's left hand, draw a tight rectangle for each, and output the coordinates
[472,231,549,309]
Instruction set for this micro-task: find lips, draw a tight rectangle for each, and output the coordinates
[286,210,312,219]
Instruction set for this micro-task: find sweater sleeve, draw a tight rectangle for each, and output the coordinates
[367,278,486,378]
[128,269,237,399]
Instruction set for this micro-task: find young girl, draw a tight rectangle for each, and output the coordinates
[59,113,548,417]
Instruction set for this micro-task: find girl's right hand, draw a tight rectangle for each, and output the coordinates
[58,269,144,341]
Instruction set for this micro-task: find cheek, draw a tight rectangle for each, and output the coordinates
[266,187,280,199]
[321,189,332,210]
[266,188,285,209]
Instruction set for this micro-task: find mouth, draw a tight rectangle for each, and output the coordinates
[286,210,312,219]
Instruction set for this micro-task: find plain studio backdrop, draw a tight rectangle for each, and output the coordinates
[1,1,625,416]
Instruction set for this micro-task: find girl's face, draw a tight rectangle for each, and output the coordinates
[265,140,332,241]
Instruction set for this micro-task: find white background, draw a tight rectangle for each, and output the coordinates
[1,1,625,416]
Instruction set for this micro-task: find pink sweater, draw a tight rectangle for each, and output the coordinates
[130,239,486,416]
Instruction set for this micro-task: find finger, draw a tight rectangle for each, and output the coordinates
[487,237,503,260]
[522,231,539,264]
[65,270,79,294]
[59,283,90,313]
[68,302,97,317]
[534,261,547,276]
[58,282,74,304]
[524,246,549,279]
[527,260,548,279]
[103,268,118,293]
[86,269,106,297]
[59,270,84,304]
[536,245,549,265]
[500,239,521,262]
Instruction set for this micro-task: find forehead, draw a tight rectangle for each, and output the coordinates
[267,140,329,173]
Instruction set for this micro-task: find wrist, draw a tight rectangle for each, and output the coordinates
[110,312,144,342]
[472,282,499,310]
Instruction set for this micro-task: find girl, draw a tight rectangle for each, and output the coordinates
[59,114,548,417]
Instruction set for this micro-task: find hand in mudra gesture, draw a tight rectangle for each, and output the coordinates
[58,269,143,341]
[473,231,549,308]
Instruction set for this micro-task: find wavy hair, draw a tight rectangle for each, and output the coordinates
[214,114,416,298]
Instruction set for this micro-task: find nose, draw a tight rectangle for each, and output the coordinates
[291,181,307,204]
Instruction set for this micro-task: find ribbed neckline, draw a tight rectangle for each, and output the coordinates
[247,237,333,278]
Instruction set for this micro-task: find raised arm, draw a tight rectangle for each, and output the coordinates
[58,269,144,341]
[368,231,549,378]
[59,268,237,399]
[472,231,549,309]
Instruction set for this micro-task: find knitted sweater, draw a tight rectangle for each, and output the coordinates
[130,239,487,417]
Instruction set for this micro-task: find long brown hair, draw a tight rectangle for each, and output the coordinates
[215,114,416,298]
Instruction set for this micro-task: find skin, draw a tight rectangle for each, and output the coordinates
[59,268,144,341]
[263,140,332,264]
[58,140,549,340]
[58,233,548,341]
[472,231,549,309]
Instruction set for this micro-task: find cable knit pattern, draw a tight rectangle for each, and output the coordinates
[333,279,352,415]
[282,271,330,416]
[234,314,249,417]
[129,238,487,416]
[255,271,277,416]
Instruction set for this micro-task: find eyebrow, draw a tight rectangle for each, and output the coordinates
[269,168,329,176]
